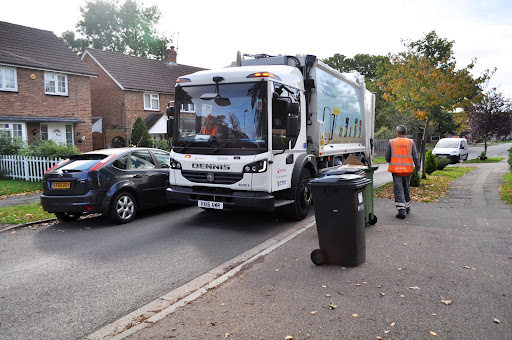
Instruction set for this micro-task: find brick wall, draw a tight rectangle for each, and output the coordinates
[0,68,93,152]
[83,54,174,148]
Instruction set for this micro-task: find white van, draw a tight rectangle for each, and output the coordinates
[432,137,469,163]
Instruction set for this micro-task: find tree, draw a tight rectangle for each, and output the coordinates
[130,117,150,147]
[467,89,512,154]
[61,0,170,59]
[378,31,487,178]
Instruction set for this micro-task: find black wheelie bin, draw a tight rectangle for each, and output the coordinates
[309,174,372,267]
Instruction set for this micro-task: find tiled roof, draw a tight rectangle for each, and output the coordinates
[0,21,96,76]
[84,48,206,93]
[144,113,164,130]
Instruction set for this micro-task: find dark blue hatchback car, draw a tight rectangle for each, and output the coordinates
[41,147,171,224]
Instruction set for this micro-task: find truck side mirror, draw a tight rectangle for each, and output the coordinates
[166,111,174,139]
[288,102,299,114]
[286,115,299,138]
[166,106,174,118]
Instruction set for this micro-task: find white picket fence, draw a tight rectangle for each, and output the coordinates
[0,155,63,182]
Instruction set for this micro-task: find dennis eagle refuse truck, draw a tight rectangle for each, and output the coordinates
[166,52,375,220]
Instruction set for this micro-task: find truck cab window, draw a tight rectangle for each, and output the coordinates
[272,83,300,150]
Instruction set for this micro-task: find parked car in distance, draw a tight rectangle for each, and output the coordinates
[41,148,171,224]
[432,137,469,163]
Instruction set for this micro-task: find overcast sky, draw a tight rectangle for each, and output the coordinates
[2,0,511,98]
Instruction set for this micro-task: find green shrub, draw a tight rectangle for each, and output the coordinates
[130,117,150,147]
[149,138,171,151]
[437,157,450,170]
[0,135,26,155]
[25,139,80,158]
[410,170,420,187]
[425,150,437,175]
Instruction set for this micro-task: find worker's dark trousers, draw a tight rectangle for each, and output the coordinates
[392,173,411,212]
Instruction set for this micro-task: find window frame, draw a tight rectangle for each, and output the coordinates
[0,122,25,140]
[44,72,68,96]
[0,66,18,92]
[144,92,160,111]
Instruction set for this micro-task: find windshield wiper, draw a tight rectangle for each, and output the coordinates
[211,140,236,154]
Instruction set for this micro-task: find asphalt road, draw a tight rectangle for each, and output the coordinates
[0,205,309,340]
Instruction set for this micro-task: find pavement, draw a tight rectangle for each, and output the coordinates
[2,159,511,339]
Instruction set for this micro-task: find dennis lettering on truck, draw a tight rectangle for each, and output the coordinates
[192,163,231,170]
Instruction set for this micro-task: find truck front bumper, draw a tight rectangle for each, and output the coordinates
[166,186,275,212]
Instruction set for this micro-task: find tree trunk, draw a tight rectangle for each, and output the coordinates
[421,118,430,179]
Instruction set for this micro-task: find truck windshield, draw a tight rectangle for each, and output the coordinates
[173,82,267,155]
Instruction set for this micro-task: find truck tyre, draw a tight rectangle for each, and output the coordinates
[55,212,82,222]
[285,169,312,221]
[110,191,137,224]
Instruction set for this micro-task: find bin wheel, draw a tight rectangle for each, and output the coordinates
[311,249,327,266]
[368,214,378,225]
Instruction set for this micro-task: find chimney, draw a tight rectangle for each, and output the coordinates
[165,46,177,65]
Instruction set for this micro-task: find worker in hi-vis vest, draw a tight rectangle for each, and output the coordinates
[385,125,420,219]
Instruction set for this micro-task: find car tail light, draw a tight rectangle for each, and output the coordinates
[90,154,117,171]
[83,205,94,211]
[45,159,69,173]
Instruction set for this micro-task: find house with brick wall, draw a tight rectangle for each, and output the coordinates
[82,47,205,149]
[0,21,97,152]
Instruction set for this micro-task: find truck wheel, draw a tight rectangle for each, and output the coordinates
[55,212,82,222]
[311,249,327,266]
[285,169,312,221]
[110,191,137,224]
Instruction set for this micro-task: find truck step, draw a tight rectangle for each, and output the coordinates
[274,200,294,208]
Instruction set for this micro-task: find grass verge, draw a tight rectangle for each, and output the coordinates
[0,179,42,199]
[0,202,54,226]
[501,172,512,206]
[373,157,386,164]
[375,166,475,203]
[464,157,504,163]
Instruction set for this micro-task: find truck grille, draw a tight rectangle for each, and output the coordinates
[181,170,243,185]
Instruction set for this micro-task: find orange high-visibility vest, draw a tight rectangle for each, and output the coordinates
[388,137,414,175]
[201,124,218,136]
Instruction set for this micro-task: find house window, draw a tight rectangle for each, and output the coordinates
[66,125,73,144]
[41,124,48,140]
[45,72,68,95]
[0,67,17,91]
[181,103,196,112]
[0,122,24,139]
[144,93,160,111]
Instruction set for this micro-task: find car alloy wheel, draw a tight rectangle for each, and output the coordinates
[111,191,137,224]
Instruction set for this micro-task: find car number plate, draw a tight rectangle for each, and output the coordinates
[198,200,223,209]
[52,182,70,189]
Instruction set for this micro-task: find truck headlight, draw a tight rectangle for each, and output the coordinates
[169,158,182,169]
[243,159,267,173]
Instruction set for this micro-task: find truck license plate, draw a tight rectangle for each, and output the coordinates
[198,200,223,209]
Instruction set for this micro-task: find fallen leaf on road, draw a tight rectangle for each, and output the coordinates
[376,337,382,340]
[400,294,405,298]
[275,268,280,272]
[328,302,337,310]
[225,333,231,338]
[409,286,420,290]
[352,313,359,317]
[375,285,382,288]
[432,313,437,316]
[322,285,327,288]
[310,311,318,315]
[441,299,453,305]
[493,318,501,324]
[285,336,293,340]
[403,243,408,246]
[390,322,395,327]
[416,242,423,245]
[384,330,391,334]
[325,294,331,297]
[379,292,386,296]
[429,331,438,336]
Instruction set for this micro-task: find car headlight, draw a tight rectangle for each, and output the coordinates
[243,159,267,173]
[169,158,182,169]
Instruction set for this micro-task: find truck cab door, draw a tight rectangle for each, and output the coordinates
[270,88,301,192]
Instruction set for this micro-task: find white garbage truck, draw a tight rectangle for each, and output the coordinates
[166,52,375,220]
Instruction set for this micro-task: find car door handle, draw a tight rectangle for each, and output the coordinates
[133,174,142,178]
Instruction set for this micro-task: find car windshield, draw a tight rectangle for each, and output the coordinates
[173,82,267,154]
[436,140,460,148]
